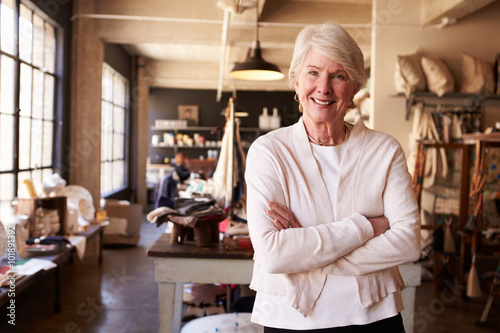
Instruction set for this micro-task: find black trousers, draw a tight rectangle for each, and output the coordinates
[264,313,405,333]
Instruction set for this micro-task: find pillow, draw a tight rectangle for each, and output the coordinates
[421,55,455,97]
[460,53,494,94]
[394,52,427,97]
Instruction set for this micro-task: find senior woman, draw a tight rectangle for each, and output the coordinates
[245,21,421,333]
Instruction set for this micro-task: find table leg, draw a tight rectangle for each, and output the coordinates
[99,228,104,264]
[226,285,231,313]
[54,266,61,312]
[158,282,183,333]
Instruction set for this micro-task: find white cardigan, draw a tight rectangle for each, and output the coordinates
[245,118,421,317]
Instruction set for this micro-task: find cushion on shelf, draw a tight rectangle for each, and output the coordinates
[421,55,455,97]
[460,52,495,94]
[394,52,427,97]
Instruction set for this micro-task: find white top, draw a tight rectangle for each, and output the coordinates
[251,142,403,329]
[245,118,420,317]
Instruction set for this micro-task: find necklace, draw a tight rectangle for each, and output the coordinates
[307,126,350,147]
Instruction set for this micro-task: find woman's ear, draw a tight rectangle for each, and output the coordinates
[293,75,300,91]
[350,84,360,101]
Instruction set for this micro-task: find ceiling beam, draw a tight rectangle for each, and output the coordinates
[421,0,496,24]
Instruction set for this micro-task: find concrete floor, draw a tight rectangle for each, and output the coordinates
[1,214,499,333]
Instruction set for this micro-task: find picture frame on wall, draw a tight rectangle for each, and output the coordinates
[178,105,199,127]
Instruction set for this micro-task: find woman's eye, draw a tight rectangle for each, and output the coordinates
[331,74,346,80]
[308,70,318,76]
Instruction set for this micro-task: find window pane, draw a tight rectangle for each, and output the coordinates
[2,2,59,206]
[31,168,42,192]
[102,130,112,162]
[42,120,53,167]
[0,173,15,201]
[102,101,112,133]
[101,162,111,195]
[31,118,43,168]
[1,0,16,55]
[33,14,44,68]
[114,106,125,133]
[0,114,15,171]
[113,160,125,190]
[102,65,113,101]
[44,23,56,73]
[19,116,31,169]
[114,76,125,107]
[101,101,112,161]
[19,4,33,63]
[19,63,33,117]
[1,55,16,115]
[32,69,44,119]
[17,171,31,198]
[44,74,55,120]
[101,64,128,195]
[42,168,53,183]
[113,133,124,160]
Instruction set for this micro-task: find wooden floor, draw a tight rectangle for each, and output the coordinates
[1,213,499,333]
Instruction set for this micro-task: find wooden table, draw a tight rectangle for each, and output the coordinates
[0,223,106,312]
[147,233,254,333]
[148,233,422,333]
[76,223,107,264]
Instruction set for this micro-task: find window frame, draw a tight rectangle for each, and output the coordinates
[0,0,63,214]
[100,62,130,197]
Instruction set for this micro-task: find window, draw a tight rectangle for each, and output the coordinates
[101,63,128,196]
[0,0,59,216]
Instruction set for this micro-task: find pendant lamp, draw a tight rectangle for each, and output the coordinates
[229,0,284,81]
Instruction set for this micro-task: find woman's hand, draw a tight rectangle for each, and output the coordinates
[368,216,390,237]
[266,202,302,230]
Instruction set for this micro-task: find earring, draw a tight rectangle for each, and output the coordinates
[294,94,300,102]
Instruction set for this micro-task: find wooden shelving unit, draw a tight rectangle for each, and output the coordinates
[15,196,67,237]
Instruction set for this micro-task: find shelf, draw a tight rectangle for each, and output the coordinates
[461,132,500,143]
[151,126,219,131]
[393,92,500,120]
[393,91,500,100]
[151,145,221,149]
[151,126,269,132]
[15,197,68,237]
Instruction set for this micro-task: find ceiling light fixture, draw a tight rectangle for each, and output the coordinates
[229,0,284,81]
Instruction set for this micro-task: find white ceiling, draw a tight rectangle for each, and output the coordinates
[84,0,496,96]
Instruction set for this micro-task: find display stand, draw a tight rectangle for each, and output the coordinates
[413,134,500,296]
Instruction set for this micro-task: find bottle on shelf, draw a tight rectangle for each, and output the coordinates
[259,107,270,129]
[270,107,281,129]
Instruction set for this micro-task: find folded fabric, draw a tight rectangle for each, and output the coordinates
[147,201,224,227]
[175,198,217,215]
[14,258,57,275]
[146,206,176,227]
[225,222,249,236]
[26,235,71,248]
[68,236,86,260]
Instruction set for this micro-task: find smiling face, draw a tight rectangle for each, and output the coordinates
[295,49,358,127]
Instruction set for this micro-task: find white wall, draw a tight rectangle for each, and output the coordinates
[371,0,500,155]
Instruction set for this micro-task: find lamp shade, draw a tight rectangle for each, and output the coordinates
[230,41,284,81]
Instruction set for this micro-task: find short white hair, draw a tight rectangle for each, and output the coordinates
[288,21,366,91]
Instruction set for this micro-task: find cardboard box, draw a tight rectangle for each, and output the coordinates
[103,200,142,236]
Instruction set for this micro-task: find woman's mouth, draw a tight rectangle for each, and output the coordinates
[312,98,334,106]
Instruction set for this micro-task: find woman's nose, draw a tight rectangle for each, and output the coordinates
[317,75,332,94]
